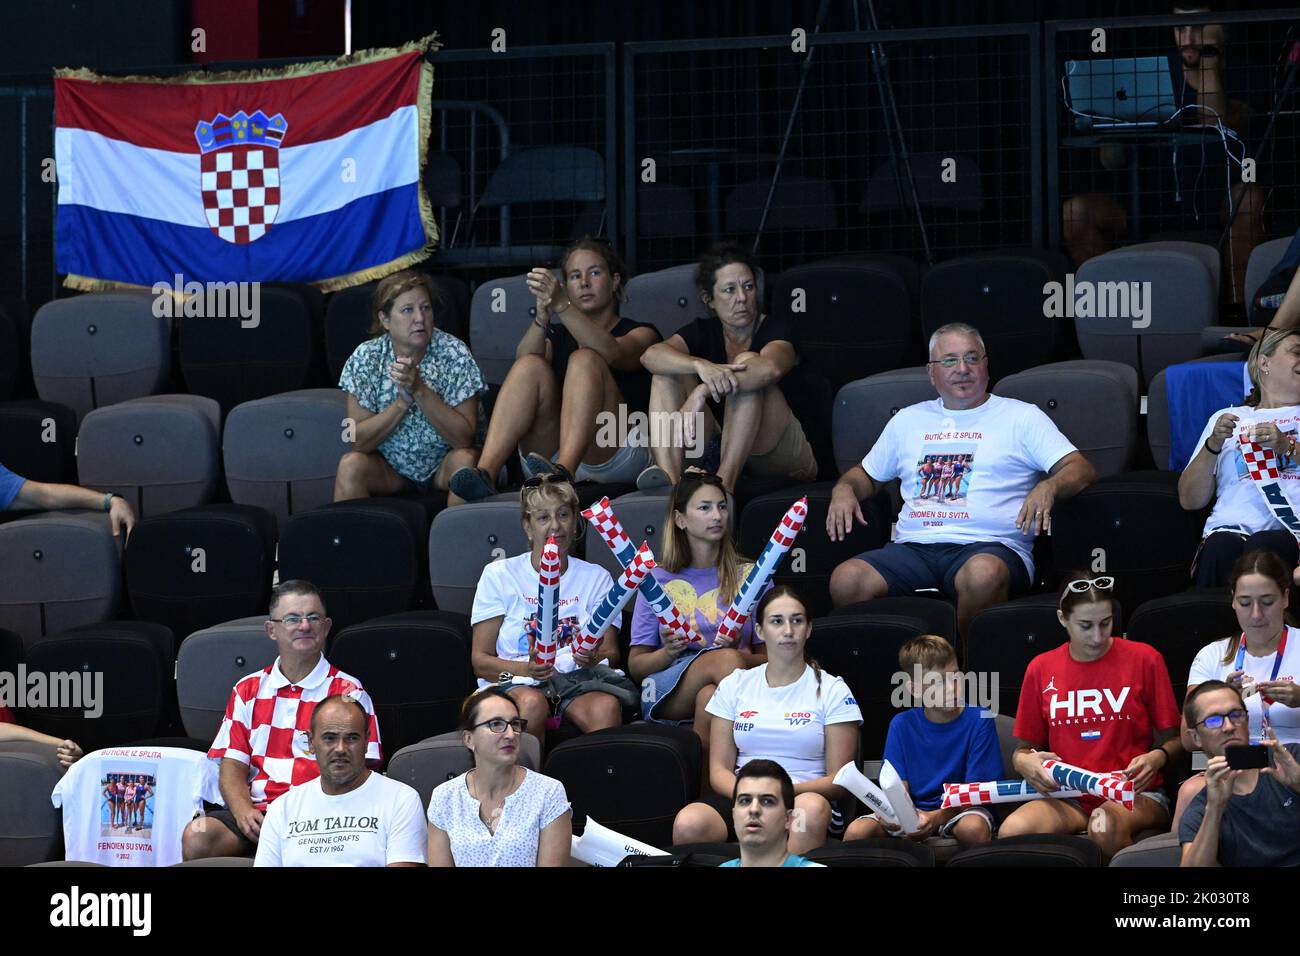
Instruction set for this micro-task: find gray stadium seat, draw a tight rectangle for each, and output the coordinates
[1074,241,1220,387]
[0,399,78,486]
[222,388,351,527]
[469,274,534,386]
[583,490,673,581]
[325,275,469,381]
[0,513,120,650]
[623,263,707,343]
[387,730,541,809]
[171,856,255,867]
[76,395,221,518]
[1244,235,1292,317]
[832,368,935,475]
[0,742,64,865]
[1147,353,1243,469]
[30,292,170,423]
[992,359,1138,477]
[176,616,279,743]
[1109,832,1181,867]
[428,499,529,615]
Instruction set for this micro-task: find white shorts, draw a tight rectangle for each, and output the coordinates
[519,424,652,485]
[856,805,996,838]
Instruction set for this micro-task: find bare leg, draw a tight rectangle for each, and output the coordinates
[333,450,410,502]
[647,372,697,482]
[671,803,729,846]
[788,793,831,855]
[563,691,623,733]
[1087,798,1169,865]
[507,686,551,752]
[829,558,890,609]
[998,796,1089,839]
[181,816,252,861]
[432,447,480,507]
[952,553,1011,641]
[556,348,622,473]
[477,354,562,480]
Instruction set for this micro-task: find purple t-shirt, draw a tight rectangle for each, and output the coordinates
[0,463,27,510]
[630,565,769,649]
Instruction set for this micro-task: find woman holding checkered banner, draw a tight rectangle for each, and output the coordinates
[1180,327,1300,587]
[1001,575,1183,864]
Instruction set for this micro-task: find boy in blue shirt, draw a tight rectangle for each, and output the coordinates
[844,635,1003,846]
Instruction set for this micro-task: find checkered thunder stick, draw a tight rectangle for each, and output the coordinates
[533,536,561,668]
[941,780,1086,809]
[1238,427,1300,543]
[582,497,703,645]
[1042,759,1135,810]
[574,542,657,656]
[714,497,809,646]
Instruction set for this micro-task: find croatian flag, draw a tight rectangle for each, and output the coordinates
[53,35,439,292]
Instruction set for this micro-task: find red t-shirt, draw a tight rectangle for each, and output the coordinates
[0,705,14,724]
[1014,638,1180,808]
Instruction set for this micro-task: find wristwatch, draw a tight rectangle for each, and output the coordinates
[102,492,116,512]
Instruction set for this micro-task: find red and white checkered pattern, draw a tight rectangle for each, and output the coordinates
[1095,773,1134,809]
[1241,438,1281,481]
[200,144,281,244]
[942,782,998,808]
[715,605,749,646]
[582,497,633,554]
[619,543,656,589]
[207,657,381,810]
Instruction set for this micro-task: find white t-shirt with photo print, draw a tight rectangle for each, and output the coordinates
[1194,403,1300,536]
[862,395,1077,576]
[471,551,616,687]
[706,663,863,783]
[254,771,427,867]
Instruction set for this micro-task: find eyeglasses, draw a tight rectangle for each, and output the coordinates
[472,717,529,734]
[927,352,987,369]
[1197,709,1246,730]
[1063,576,1115,593]
[270,613,324,627]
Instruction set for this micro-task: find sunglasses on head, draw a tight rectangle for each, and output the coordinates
[521,473,572,489]
[1063,576,1115,593]
[684,471,725,488]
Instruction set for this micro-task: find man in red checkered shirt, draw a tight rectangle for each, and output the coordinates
[181,580,382,860]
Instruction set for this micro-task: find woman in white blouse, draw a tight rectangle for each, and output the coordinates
[427,688,572,867]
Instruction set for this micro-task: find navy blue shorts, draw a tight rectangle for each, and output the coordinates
[853,541,1032,599]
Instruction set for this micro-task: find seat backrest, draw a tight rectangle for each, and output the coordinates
[771,256,917,392]
[176,616,280,742]
[480,146,605,206]
[469,274,534,386]
[1126,590,1236,696]
[24,621,174,751]
[428,500,529,615]
[77,395,222,518]
[862,153,983,212]
[832,368,935,475]
[920,251,1068,379]
[1075,241,1219,387]
[0,513,121,650]
[178,285,314,414]
[583,490,672,580]
[0,399,79,485]
[327,611,475,755]
[623,264,708,344]
[280,498,428,634]
[1051,471,1206,614]
[30,292,170,423]
[806,838,935,867]
[0,743,64,865]
[387,730,541,810]
[725,175,839,232]
[831,596,958,644]
[1109,831,1181,867]
[222,388,352,527]
[1147,353,1247,471]
[325,275,470,381]
[125,504,277,648]
[992,360,1138,478]
[543,724,702,849]
[946,833,1102,867]
[966,594,1069,717]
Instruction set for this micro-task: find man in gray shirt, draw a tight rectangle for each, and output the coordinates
[1179,680,1300,867]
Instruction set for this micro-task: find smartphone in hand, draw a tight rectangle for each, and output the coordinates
[1225,744,1269,770]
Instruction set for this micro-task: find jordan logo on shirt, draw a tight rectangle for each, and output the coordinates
[1048,687,1131,725]
[1043,677,1058,695]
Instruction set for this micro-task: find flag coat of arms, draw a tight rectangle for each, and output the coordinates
[53,34,439,292]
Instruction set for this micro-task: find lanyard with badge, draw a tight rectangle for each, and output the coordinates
[1235,627,1288,738]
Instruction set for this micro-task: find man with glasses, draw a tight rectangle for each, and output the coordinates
[1180,680,1300,866]
[255,695,425,867]
[827,322,1097,637]
[182,580,382,860]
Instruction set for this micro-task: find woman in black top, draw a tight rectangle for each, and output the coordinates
[638,243,817,494]
[450,238,662,501]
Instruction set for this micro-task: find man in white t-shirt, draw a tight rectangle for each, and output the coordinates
[255,695,426,867]
[826,323,1096,636]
